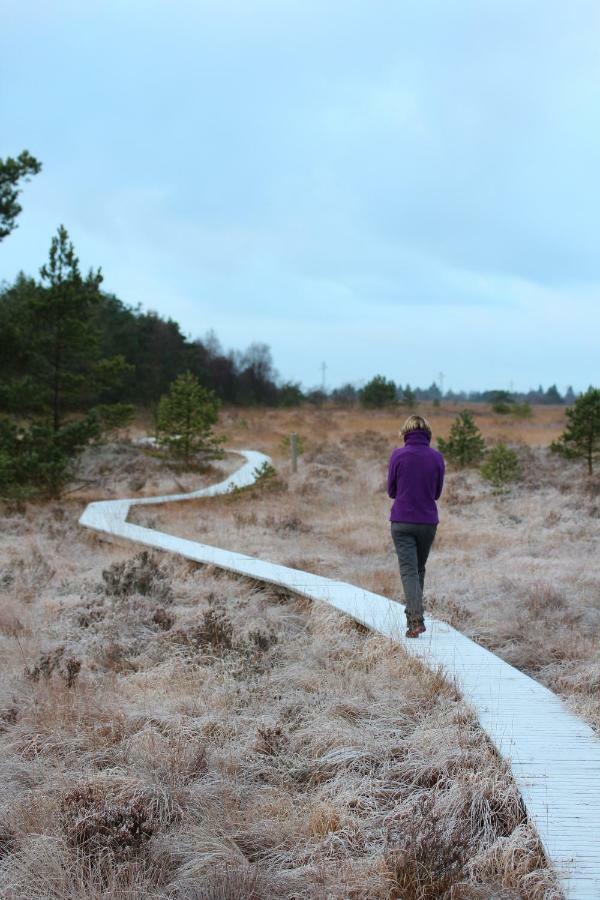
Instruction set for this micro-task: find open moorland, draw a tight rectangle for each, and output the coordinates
[135,403,600,732]
[0,402,589,899]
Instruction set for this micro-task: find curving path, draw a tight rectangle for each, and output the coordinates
[79,449,600,899]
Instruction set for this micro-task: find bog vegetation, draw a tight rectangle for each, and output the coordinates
[1,148,598,898]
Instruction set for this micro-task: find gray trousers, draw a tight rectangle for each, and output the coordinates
[390,521,437,627]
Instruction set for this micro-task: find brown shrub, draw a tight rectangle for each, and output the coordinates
[0,704,18,732]
[340,429,390,455]
[76,601,105,629]
[254,724,286,756]
[263,513,312,534]
[523,583,567,616]
[60,782,159,858]
[153,606,175,630]
[175,608,234,654]
[102,551,173,602]
[428,595,473,628]
[25,646,81,688]
[383,795,469,899]
[247,626,278,651]
[176,862,288,900]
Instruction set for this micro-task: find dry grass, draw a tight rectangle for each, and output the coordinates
[0,413,574,897]
[140,405,599,734]
[212,402,567,458]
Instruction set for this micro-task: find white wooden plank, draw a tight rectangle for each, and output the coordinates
[79,449,600,898]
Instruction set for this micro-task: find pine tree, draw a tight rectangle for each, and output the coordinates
[564,385,577,405]
[481,443,521,487]
[359,375,398,408]
[544,384,563,405]
[437,410,486,467]
[550,387,600,475]
[402,384,417,409]
[0,150,42,241]
[0,414,100,499]
[156,372,224,463]
[28,225,131,430]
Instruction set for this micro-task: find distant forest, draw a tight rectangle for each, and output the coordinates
[0,269,579,412]
[0,151,584,413]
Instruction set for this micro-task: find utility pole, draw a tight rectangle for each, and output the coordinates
[321,361,327,391]
[438,371,444,396]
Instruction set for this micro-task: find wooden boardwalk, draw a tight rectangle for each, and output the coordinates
[79,449,600,898]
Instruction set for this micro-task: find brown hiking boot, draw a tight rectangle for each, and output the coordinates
[405,615,426,638]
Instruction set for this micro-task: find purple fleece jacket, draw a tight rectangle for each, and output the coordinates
[387,429,445,524]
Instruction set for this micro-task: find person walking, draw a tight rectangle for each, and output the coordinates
[388,415,445,638]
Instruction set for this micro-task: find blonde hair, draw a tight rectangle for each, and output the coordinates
[400,414,432,438]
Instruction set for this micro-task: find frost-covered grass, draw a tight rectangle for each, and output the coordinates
[144,406,599,733]
[0,424,565,898]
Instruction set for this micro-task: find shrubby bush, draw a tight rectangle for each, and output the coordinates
[481,443,521,487]
[489,390,513,414]
[511,402,533,419]
[0,413,100,499]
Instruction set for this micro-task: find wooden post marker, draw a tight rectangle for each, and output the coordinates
[290,432,298,473]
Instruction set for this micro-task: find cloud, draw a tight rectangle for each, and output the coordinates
[2,0,600,390]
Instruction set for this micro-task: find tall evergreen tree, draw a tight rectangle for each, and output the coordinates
[564,385,577,405]
[359,375,398,408]
[402,384,417,409]
[27,225,130,430]
[0,272,42,413]
[544,384,563,405]
[0,150,42,241]
[550,387,600,474]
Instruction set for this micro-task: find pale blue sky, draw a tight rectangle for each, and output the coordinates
[2,0,599,392]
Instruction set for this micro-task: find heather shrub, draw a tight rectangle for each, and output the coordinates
[60,783,160,858]
[152,606,175,630]
[25,646,81,688]
[101,551,173,602]
[383,794,469,899]
[175,607,234,654]
[263,513,311,534]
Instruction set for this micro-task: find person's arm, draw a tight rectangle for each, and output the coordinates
[435,455,445,500]
[387,452,398,498]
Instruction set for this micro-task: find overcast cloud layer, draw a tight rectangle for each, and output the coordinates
[2,0,600,392]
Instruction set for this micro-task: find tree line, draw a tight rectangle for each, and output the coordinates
[0,150,582,414]
[353,377,578,411]
[1,148,597,497]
